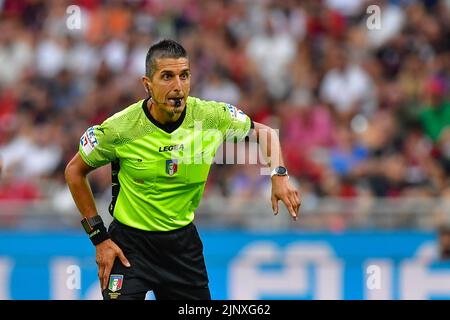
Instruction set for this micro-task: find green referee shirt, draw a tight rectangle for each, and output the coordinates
[78,96,252,231]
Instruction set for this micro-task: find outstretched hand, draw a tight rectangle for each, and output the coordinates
[271,176,300,221]
[96,239,131,290]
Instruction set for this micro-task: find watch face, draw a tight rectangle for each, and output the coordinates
[276,167,287,175]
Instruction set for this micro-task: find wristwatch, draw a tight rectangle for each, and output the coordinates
[81,215,104,234]
[271,166,288,178]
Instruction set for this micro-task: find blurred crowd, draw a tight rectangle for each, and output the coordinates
[0,0,450,213]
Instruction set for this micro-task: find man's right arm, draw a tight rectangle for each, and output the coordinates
[65,153,130,291]
[64,153,98,217]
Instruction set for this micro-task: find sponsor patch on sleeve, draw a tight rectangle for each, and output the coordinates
[80,126,99,156]
[226,103,247,123]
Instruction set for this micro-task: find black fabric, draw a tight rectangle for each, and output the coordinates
[108,159,120,217]
[102,219,210,300]
[152,285,211,300]
[141,98,187,133]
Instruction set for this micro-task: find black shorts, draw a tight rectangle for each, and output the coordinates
[102,219,211,300]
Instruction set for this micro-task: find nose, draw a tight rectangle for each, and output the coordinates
[173,76,182,91]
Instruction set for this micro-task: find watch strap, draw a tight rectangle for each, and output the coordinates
[81,215,110,246]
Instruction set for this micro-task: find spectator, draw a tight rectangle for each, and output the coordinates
[0,0,449,230]
[419,76,450,142]
[329,125,369,177]
[320,45,377,120]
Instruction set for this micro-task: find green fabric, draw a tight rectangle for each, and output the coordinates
[79,96,252,231]
[419,101,450,141]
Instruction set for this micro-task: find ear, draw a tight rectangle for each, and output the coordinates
[141,76,151,94]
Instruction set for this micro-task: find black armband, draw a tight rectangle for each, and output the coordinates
[81,215,110,246]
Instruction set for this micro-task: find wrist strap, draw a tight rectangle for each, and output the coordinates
[81,215,110,246]
[88,223,110,246]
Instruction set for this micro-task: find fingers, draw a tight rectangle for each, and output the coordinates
[97,262,105,290]
[271,195,279,215]
[295,190,301,208]
[289,193,300,217]
[102,262,113,291]
[295,191,302,215]
[273,193,300,220]
[118,250,131,268]
[98,255,129,292]
[96,241,131,291]
[272,178,301,220]
[290,190,300,211]
[282,196,298,221]
[281,195,297,220]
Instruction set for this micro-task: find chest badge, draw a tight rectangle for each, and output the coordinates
[166,159,178,176]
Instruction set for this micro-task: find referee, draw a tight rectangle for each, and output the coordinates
[65,39,300,300]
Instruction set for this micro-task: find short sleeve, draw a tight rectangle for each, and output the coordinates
[78,124,116,168]
[216,102,252,142]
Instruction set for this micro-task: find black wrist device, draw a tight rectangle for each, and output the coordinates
[81,215,110,246]
[271,166,289,178]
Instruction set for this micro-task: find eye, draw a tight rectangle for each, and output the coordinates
[162,74,171,80]
[180,73,189,80]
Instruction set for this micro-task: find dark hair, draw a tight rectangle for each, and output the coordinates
[145,39,188,77]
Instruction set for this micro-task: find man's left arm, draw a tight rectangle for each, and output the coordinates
[214,101,300,219]
[249,121,301,220]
